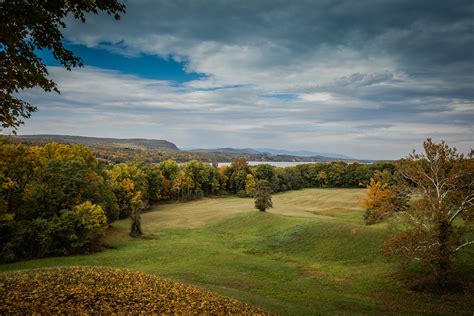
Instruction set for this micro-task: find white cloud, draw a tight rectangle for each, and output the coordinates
[11,65,473,160]
[9,0,473,159]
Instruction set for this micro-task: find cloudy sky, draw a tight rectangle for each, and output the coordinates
[15,0,474,159]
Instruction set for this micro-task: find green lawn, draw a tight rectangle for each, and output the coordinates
[1,188,473,314]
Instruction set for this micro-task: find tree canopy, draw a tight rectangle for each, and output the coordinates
[0,137,399,262]
[361,139,474,289]
[0,0,125,130]
[254,180,273,212]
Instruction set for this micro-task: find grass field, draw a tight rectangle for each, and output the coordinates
[1,188,473,314]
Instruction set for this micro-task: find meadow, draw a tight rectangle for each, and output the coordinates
[1,188,473,314]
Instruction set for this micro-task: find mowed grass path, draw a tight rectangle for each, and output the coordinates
[1,189,473,314]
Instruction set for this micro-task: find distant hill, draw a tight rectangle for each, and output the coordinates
[9,135,370,163]
[189,148,261,155]
[187,147,353,160]
[12,134,180,151]
[257,148,353,159]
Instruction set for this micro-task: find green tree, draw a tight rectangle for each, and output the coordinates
[185,160,210,196]
[254,164,274,182]
[254,180,273,212]
[140,163,164,203]
[0,140,120,262]
[0,138,36,215]
[227,159,251,194]
[21,143,117,219]
[0,0,125,130]
[254,163,279,191]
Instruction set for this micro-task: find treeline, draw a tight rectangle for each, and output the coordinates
[0,139,394,262]
[91,147,357,164]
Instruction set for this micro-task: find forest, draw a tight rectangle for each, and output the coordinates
[0,137,393,262]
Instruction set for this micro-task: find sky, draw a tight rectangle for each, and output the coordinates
[13,0,474,159]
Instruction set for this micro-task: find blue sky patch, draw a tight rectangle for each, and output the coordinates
[37,42,203,83]
[262,93,298,102]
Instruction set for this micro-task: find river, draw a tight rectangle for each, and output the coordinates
[217,161,317,168]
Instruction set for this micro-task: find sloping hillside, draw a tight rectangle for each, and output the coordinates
[12,134,180,151]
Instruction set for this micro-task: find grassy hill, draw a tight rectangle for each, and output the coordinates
[1,189,472,314]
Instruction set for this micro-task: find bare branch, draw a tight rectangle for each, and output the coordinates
[449,194,474,223]
[453,241,474,252]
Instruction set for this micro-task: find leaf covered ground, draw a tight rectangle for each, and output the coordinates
[0,266,266,314]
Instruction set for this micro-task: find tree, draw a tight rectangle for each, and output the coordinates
[184,160,210,196]
[226,159,250,193]
[382,139,474,289]
[73,201,108,235]
[316,170,328,188]
[171,170,195,200]
[129,191,143,237]
[0,139,119,261]
[159,160,179,181]
[0,0,125,130]
[254,180,273,212]
[0,138,36,215]
[140,163,164,203]
[245,174,257,197]
[360,170,409,225]
[107,163,148,218]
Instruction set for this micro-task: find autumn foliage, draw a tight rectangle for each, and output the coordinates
[1,137,397,262]
[0,266,266,314]
[360,171,409,224]
[361,139,474,289]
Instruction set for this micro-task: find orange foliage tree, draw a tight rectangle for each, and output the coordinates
[360,170,409,224]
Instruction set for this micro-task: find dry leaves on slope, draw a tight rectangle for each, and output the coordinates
[0,266,267,314]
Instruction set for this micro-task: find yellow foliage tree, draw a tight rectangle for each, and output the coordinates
[245,174,257,197]
[73,201,108,234]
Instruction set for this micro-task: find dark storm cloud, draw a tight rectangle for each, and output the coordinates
[65,0,474,66]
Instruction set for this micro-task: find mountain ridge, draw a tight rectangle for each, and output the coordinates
[8,134,366,162]
[11,134,180,151]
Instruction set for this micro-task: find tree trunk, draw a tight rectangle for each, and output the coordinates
[130,212,143,237]
[436,220,450,289]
